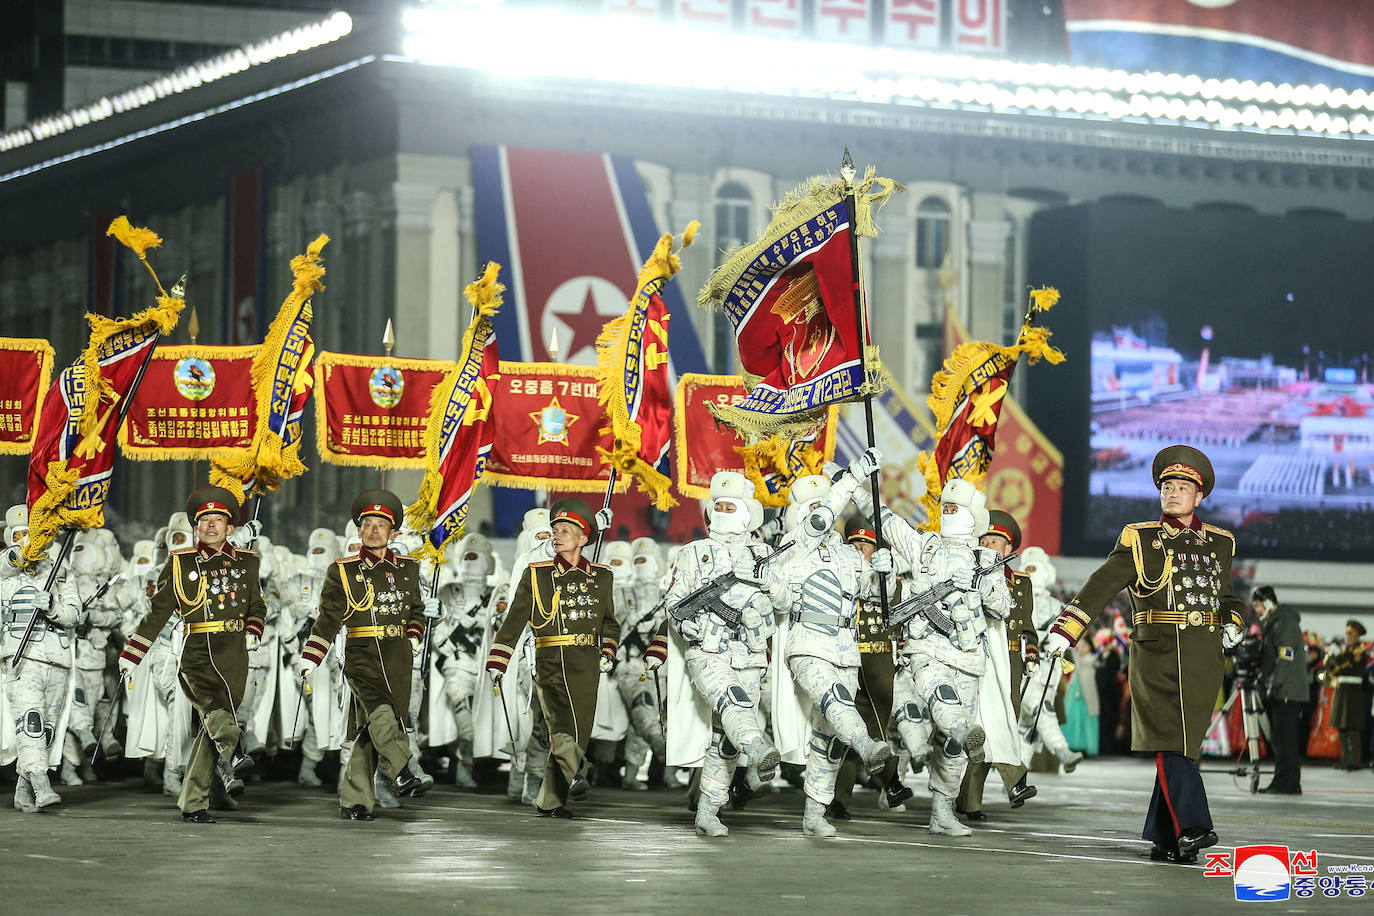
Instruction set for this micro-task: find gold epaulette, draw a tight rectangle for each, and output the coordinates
[587,561,610,570]
[237,549,258,556]
[171,547,197,555]
[1203,523,1235,555]
[1011,570,1031,580]
[1119,521,1160,548]
[528,560,554,568]
[336,556,360,566]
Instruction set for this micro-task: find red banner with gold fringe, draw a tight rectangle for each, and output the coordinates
[314,352,452,469]
[484,361,628,494]
[673,372,837,500]
[0,338,55,455]
[118,345,256,459]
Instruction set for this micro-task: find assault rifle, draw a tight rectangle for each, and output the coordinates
[888,552,1018,635]
[667,541,791,628]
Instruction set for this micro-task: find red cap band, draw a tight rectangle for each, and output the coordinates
[552,510,590,534]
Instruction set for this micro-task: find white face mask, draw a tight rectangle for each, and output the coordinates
[72,542,103,576]
[460,550,488,586]
[633,555,661,585]
[940,504,977,541]
[531,529,555,559]
[609,558,631,582]
[308,547,334,571]
[709,498,749,539]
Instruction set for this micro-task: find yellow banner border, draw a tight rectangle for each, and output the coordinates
[0,337,55,456]
[484,360,629,494]
[313,350,457,470]
[116,344,259,461]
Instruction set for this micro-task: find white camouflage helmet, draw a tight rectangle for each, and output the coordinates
[308,528,339,569]
[93,528,123,577]
[1019,545,1056,593]
[166,512,194,552]
[708,471,752,538]
[255,535,276,580]
[5,504,29,547]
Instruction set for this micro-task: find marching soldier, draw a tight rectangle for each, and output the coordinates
[957,509,1038,820]
[830,516,911,819]
[485,498,619,818]
[296,490,440,821]
[118,488,265,823]
[1042,445,1244,864]
[1326,619,1369,770]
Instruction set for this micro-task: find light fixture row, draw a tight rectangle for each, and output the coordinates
[0,11,354,153]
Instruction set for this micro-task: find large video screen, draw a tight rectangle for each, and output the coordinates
[1028,201,1374,561]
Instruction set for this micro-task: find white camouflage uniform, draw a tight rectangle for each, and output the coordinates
[1016,547,1079,767]
[667,472,778,837]
[614,537,666,787]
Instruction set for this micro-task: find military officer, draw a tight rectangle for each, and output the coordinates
[118,488,265,824]
[957,510,1038,820]
[485,498,620,818]
[296,490,439,821]
[830,516,911,818]
[1326,619,1369,770]
[1043,445,1245,864]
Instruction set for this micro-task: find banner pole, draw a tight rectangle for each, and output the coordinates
[380,318,395,492]
[840,149,892,627]
[13,282,176,673]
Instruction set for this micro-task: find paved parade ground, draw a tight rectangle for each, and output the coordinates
[2,756,1372,914]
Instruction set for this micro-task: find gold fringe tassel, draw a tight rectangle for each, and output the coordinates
[212,234,328,503]
[914,287,1067,530]
[592,221,699,511]
[0,338,54,456]
[405,262,504,564]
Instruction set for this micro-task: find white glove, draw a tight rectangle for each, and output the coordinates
[29,589,54,612]
[410,636,422,655]
[118,660,136,684]
[870,548,893,575]
[423,597,443,619]
[246,632,261,652]
[894,653,911,669]
[3,545,22,569]
[732,551,762,584]
[595,508,613,533]
[599,653,614,673]
[849,447,883,480]
[950,565,975,591]
[1222,623,1243,650]
[229,520,262,550]
[296,658,318,679]
[1041,630,1071,657]
[644,654,664,672]
[821,460,844,481]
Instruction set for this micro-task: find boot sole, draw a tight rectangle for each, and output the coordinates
[754,748,781,781]
[964,727,986,764]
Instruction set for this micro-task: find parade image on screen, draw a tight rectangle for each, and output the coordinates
[1067,205,1374,558]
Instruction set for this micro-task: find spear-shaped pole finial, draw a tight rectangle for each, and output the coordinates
[187,305,200,345]
[548,325,560,362]
[383,318,395,357]
[840,147,856,184]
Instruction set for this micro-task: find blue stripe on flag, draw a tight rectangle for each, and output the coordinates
[472,145,521,359]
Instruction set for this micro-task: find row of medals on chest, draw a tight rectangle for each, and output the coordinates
[1159,545,1222,605]
[190,560,245,612]
[557,574,596,621]
[356,567,409,613]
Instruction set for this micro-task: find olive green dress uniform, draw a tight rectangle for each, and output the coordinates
[1049,445,1243,857]
[300,546,426,812]
[1327,627,1369,767]
[119,490,265,817]
[488,553,621,810]
[1005,572,1039,707]
[1053,517,1243,756]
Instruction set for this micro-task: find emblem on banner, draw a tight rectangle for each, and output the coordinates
[369,365,404,409]
[174,357,215,401]
[531,396,579,446]
[772,266,836,386]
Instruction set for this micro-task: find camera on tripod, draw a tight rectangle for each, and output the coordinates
[1229,635,1263,686]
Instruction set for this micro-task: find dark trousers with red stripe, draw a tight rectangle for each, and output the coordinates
[1143,751,1212,848]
